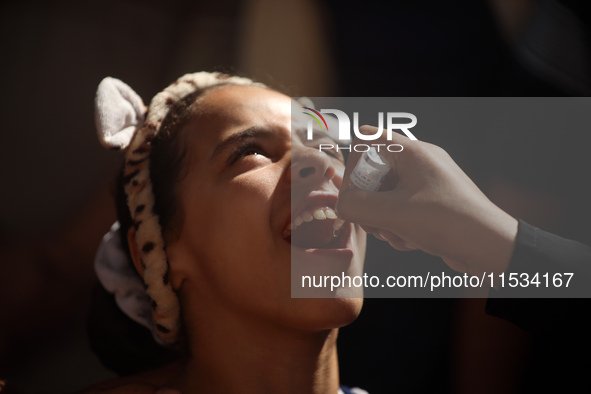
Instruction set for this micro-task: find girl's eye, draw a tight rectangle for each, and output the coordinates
[229,143,268,164]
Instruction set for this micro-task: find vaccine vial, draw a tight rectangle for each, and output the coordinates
[333,147,392,237]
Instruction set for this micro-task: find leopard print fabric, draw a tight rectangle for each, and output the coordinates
[98,72,264,345]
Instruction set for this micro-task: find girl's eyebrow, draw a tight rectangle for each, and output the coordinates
[209,126,275,163]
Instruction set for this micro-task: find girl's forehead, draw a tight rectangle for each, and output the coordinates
[201,85,289,116]
[189,85,291,137]
[181,85,292,159]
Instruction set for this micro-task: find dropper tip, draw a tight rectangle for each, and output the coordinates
[332,218,345,237]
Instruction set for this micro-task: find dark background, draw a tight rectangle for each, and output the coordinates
[1,0,590,392]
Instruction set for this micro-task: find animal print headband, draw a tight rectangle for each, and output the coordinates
[94,72,263,345]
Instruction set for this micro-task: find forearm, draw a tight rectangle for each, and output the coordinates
[452,201,519,280]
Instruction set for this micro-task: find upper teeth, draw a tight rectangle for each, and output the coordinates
[291,207,337,230]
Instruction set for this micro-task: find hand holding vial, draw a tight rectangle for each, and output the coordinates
[335,125,518,278]
[332,147,391,237]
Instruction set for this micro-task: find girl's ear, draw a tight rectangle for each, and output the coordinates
[95,77,146,150]
[127,226,144,277]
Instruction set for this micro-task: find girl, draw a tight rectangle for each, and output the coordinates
[88,72,367,393]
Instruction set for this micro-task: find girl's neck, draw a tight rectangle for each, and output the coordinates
[173,310,340,394]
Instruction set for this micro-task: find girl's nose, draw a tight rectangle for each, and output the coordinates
[288,146,336,186]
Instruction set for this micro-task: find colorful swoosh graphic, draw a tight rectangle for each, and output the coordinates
[302,107,329,132]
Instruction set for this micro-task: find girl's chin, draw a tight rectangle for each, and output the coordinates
[285,297,363,332]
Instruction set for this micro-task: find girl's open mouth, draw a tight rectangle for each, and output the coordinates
[283,207,350,250]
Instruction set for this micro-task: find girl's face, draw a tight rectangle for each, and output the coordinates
[166,85,365,332]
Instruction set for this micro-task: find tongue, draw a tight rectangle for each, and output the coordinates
[291,219,336,249]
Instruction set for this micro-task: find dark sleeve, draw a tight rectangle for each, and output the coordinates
[485,219,591,337]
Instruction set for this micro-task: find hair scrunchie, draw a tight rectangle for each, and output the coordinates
[94,72,264,345]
